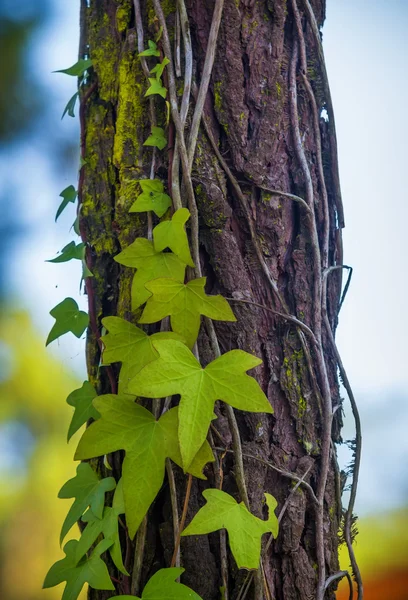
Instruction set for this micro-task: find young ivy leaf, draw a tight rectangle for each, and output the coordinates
[58,462,116,544]
[145,77,167,99]
[182,490,279,570]
[66,381,99,442]
[54,58,93,77]
[108,567,203,600]
[56,185,77,221]
[138,39,160,57]
[43,538,114,600]
[139,277,236,348]
[143,126,167,150]
[75,397,214,539]
[153,208,194,267]
[62,92,79,119]
[114,238,186,310]
[75,481,128,575]
[101,316,184,392]
[150,57,170,80]
[130,179,171,218]
[47,241,85,263]
[46,298,89,346]
[128,340,272,470]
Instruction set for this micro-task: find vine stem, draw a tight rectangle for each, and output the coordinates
[166,458,180,568]
[131,516,147,595]
[187,0,224,168]
[323,268,363,599]
[170,473,193,567]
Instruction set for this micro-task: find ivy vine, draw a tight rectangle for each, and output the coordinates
[44,38,279,600]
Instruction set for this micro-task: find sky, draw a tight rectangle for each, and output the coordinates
[2,0,407,516]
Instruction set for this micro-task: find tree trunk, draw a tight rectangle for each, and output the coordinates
[80,1,348,599]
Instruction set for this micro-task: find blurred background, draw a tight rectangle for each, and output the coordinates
[0,1,406,599]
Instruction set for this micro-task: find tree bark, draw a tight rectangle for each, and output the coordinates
[80,1,346,599]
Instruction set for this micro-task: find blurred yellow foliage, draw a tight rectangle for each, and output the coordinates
[0,311,85,600]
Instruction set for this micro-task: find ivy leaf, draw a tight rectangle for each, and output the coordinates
[139,40,160,57]
[62,92,79,119]
[153,208,194,267]
[108,567,203,600]
[140,277,236,348]
[130,179,171,218]
[66,381,100,442]
[145,77,167,99]
[150,57,170,80]
[56,185,77,221]
[144,126,167,150]
[75,397,214,538]
[101,316,184,392]
[55,58,93,76]
[47,241,85,263]
[75,482,128,575]
[128,340,272,470]
[46,298,89,346]
[43,539,114,600]
[182,490,279,569]
[114,238,186,310]
[58,462,116,544]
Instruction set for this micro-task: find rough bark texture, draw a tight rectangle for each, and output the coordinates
[80,1,344,599]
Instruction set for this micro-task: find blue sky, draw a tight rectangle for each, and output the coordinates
[2,0,407,515]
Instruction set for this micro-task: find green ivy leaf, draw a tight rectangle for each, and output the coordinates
[138,40,160,57]
[55,58,93,76]
[43,539,114,600]
[62,92,79,119]
[114,238,186,310]
[150,57,170,80]
[101,316,184,392]
[108,567,203,600]
[130,179,171,218]
[75,397,214,538]
[139,277,236,348]
[143,126,167,150]
[182,490,279,569]
[75,481,128,575]
[47,241,85,263]
[145,77,167,99]
[58,462,116,543]
[46,298,89,346]
[153,208,194,267]
[66,381,100,442]
[56,185,77,221]
[128,340,272,470]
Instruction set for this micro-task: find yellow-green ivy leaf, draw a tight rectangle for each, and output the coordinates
[56,185,77,221]
[66,381,100,442]
[145,77,167,99]
[128,340,272,470]
[143,126,167,150]
[62,92,79,119]
[139,40,160,57]
[130,179,171,218]
[139,277,236,348]
[150,57,170,80]
[75,482,128,575]
[182,490,279,569]
[58,462,116,544]
[43,539,114,600]
[47,241,85,263]
[108,568,203,600]
[153,208,194,267]
[46,298,88,346]
[114,239,186,310]
[101,316,184,392]
[54,58,93,76]
[75,397,214,539]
